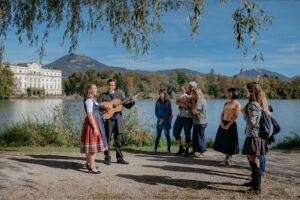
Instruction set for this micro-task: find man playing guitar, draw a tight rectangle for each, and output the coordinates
[97,79,137,165]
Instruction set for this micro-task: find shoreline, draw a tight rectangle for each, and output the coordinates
[2,96,300,100]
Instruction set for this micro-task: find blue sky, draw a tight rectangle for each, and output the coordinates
[3,0,300,77]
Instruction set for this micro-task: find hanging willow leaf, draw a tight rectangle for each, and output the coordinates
[0,0,272,66]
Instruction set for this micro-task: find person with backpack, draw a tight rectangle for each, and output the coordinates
[260,91,280,178]
[241,82,269,193]
[213,88,241,165]
[154,89,173,153]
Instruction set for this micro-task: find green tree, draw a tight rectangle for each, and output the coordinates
[206,69,218,98]
[65,72,85,95]
[0,0,272,63]
[0,65,15,99]
[176,71,189,86]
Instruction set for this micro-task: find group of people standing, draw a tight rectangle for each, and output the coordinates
[80,79,137,174]
[154,81,208,159]
[80,78,274,194]
[154,81,274,193]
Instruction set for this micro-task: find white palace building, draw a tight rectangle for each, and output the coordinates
[9,62,62,95]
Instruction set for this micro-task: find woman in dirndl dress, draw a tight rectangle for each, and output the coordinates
[241,82,268,193]
[213,88,241,165]
[80,83,108,174]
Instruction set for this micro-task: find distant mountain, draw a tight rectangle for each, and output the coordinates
[155,68,204,76]
[234,68,291,81]
[44,54,292,81]
[44,53,127,76]
[43,53,206,76]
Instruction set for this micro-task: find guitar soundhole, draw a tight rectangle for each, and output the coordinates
[112,104,116,108]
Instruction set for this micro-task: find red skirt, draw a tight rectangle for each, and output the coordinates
[80,115,104,153]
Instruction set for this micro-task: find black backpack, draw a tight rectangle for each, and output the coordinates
[257,105,274,140]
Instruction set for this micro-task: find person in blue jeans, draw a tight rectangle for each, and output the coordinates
[173,86,193,157]
[191,88,208,158]
[259,91,275,178]
[154,89,173,153]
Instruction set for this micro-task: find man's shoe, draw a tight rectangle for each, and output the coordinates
[184,147,190,157]
[117,158,129,165]
[174,146,185,156]
[104,156,111,165]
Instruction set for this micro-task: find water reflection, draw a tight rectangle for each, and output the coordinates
[0,99,299,145]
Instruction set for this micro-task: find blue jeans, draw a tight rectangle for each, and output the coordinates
[173,116,193,144]
[260,155,266,175]
[192,123,208,153]
[155,128,171,151]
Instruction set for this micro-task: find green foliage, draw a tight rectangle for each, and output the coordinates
[63,69,300,99]
[64,72,85,95]
[122,107,154,146]
[272,134,300,150]
[0,99,153,148]
[206,138,214,149]
[0,64,15,99]
[0,104,81,147]
[0,121,67,147]
[233,1,273,61]
[0,0,271,63]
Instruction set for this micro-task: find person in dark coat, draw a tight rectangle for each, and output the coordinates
[97,79,137,165]
[154,89,173,153]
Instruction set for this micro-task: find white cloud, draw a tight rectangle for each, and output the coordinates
[279,43,300,52]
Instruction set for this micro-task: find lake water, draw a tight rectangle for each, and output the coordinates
[0,99,299,145]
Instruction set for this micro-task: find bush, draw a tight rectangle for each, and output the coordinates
[0,104,153,148]
[122,107,154,146]
[0,104,81,147]
[0,122,67,147]
[272,134,300,150]
[206,138,214,148]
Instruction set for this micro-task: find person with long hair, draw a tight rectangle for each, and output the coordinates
[154,89,173,153]
[242,82,268,193]
[191,88,208,158]
[213,88,241,165]
[260,91,273,178]
[80,83,108,174]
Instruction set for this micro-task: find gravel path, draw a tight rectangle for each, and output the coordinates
[0,150,299,199]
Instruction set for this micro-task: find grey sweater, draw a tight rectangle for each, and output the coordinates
[193,98,208,125]
[245,101,262,138]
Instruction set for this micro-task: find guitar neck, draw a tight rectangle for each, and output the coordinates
[122,92,144,104]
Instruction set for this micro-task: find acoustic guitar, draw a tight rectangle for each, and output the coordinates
[100,92,144,119]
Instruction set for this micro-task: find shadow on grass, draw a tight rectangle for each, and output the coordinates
[9,157,88,172]
[26,154,105,164]
[133,153,249,170]
[116,174,247,193]
[121,147,156,154]
[27,154,85,161]
[142,165,249,179]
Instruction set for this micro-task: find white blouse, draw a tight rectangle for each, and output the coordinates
[85,98,99,113]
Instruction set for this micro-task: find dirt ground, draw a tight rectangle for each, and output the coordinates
[0,150,299,200]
